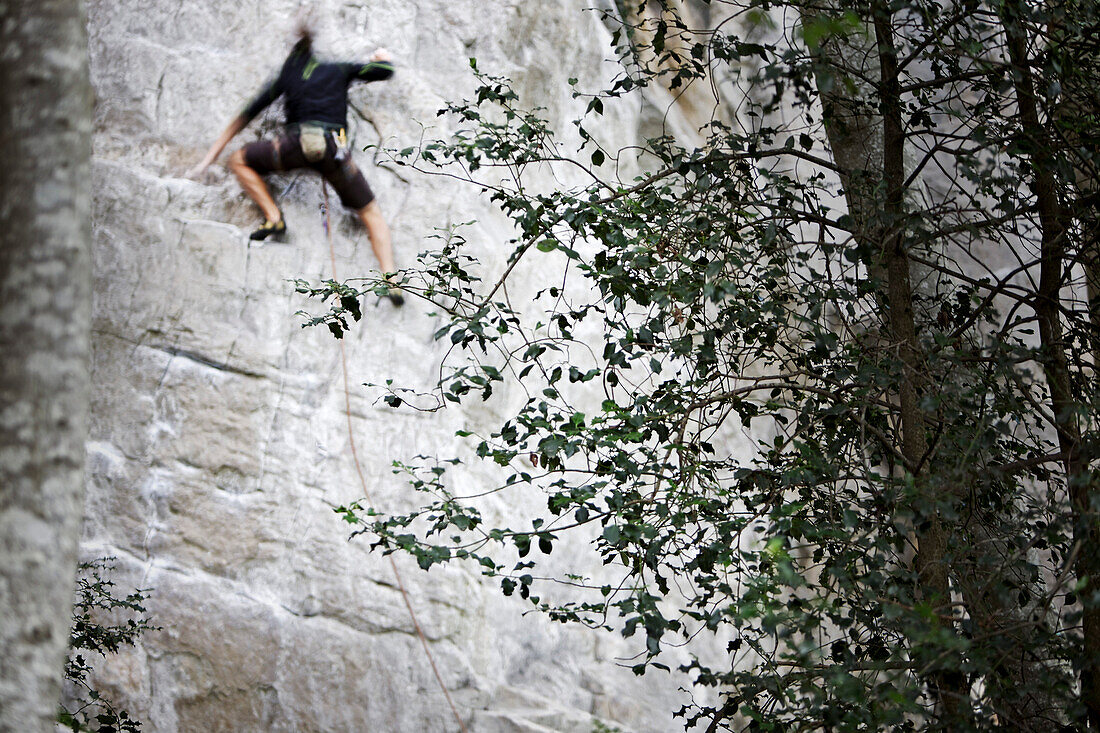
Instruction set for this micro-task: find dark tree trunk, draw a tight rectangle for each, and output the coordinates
[1000,1,1100,726]
[869,7,968,721]
[801,0,967,717]
[803,1,1065,724]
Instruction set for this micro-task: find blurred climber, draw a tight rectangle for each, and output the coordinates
[188,26,403,304]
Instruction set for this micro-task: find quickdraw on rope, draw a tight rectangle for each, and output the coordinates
[321,181,469,733]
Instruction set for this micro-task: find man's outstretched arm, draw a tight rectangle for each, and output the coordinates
[187,114,247,178]
[347,48,394,82]
[187,74,284,179]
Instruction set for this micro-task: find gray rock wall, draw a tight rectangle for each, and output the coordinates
[82,1,702,731]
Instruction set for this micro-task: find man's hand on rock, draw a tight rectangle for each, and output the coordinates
[186,162,211,182]
[370,48,392,63]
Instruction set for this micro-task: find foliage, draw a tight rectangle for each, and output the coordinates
[302,0,1100,730]
[58,559,153,733]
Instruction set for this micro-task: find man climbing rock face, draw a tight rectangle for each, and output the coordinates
[189,28,403,304]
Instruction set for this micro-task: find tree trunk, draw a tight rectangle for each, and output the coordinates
[1047,27,1100,721]
[1000,1,1100,726]
[800,0,969,719]
[870,8,971,721]
[0,0,93,729]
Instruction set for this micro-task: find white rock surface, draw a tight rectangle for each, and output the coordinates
[82,1,705,731]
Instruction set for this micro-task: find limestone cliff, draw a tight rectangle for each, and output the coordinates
[81,1,696,731]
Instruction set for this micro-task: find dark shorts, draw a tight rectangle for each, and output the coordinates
[241,129,375,210]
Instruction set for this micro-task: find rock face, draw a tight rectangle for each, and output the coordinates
[82,1,700,731]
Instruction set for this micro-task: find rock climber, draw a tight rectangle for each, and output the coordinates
[188,29,402,303]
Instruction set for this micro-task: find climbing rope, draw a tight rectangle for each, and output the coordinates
[321,183,470,733]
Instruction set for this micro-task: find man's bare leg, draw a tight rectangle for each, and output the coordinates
[228,149,281,222]
[356,200,395,273]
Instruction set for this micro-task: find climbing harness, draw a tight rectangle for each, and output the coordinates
[321,183,469,733]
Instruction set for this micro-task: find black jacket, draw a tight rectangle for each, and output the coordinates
[242,39,394,129]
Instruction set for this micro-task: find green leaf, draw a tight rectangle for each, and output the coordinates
[514,534,531,557]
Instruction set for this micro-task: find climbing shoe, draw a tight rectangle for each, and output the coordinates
[249,217,286,241]
[382,273,405,307]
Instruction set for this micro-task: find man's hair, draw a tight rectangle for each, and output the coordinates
[294,25,314,53]
[293,8,315,53]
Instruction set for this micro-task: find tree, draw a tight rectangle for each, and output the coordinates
[302,0,1100,729]
[0,0,94,729]
[59,559,153,733]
